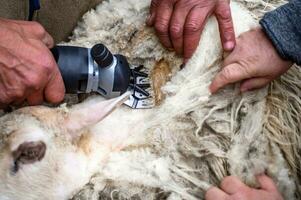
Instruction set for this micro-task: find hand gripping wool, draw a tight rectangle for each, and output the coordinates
[0,0,300,200]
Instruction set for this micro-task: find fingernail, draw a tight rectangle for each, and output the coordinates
[224,41,235,51]
[167,47,174,51]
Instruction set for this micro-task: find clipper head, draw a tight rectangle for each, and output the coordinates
[124,65,155,109]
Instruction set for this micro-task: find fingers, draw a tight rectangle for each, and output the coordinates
[210,63,252,93]
[153,0,175,49]
[40,32,54,48]
[183,6,210,61]
[4,19,54,48]
[205,187,228,200]
[27,89,44,105]
[147,0,159,26]
[44,68,65,104]
[149,0,233,61]
[240,77,270,92]
[256,174,279,192]
[215,0,235,51]
[169,2,192,55]
[220,176,248,194]
[0,19,62,107]
[22,22,54,48]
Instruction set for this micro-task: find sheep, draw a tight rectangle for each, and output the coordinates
[0,0,300,199]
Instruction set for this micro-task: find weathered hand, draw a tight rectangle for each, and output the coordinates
[205,175,283,200]
[0,18,65,107]
[147,0,235,62]
[210,27,293,93]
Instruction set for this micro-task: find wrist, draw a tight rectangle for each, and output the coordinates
[257,27,293,67]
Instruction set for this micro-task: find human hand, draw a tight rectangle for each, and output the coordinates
[210,27,293,93]
[147,0,235,62]
[205,175,283,200]
[0,18,65,107]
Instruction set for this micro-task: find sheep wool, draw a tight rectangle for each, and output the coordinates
[0,0,300,200]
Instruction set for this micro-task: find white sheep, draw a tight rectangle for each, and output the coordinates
[0,0,300,199]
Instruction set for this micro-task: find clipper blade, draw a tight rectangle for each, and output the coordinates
[124,65,155,109]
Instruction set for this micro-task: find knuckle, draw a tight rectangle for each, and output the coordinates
[175,0,193,10]
[221,176,234,187]
[10,90,25,99]
[155,21,169,35]
[26,75,42,90]
[170,24,183,38]
[39,53,56,73]
[221,67,233,81]
[30,21,46,36]
[45,59,56,72]
[215,6,232,21]
[184,21,201,33]
[238,61,253,75]
[221,22,234,35]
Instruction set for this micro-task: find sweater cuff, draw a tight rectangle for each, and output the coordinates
[259,0,301,65]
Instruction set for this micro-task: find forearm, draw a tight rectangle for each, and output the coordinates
[260,0,301,65]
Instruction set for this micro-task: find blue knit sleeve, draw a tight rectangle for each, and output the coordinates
[260,0,301,65]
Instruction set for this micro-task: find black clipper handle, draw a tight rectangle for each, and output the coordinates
[51,44,132,98]
[51,46,89,94]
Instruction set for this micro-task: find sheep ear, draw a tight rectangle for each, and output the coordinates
[65,92,130,133]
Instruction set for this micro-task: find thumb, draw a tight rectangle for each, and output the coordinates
[44,67,65,104]
[210,63,251,93]
[256,174,279,192]
[215,1,235,51]
[146,0,159,26]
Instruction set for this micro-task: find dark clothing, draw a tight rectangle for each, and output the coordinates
[0,0,103,43]
[260,0,301,65]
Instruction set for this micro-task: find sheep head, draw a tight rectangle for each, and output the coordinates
[0,93,129,200]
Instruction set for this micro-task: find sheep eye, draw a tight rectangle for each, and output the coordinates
[11,141,46,173]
